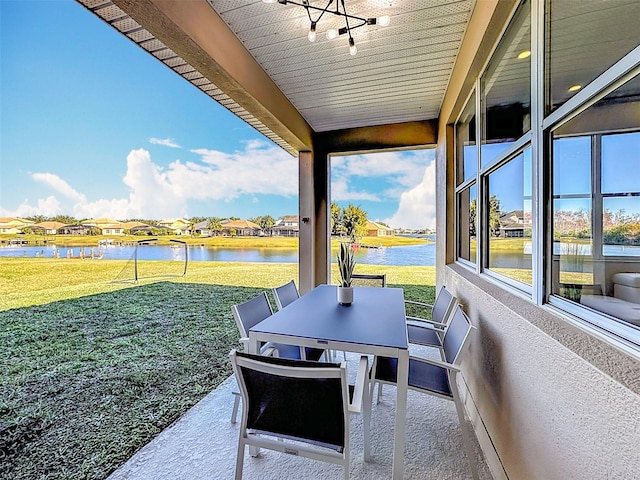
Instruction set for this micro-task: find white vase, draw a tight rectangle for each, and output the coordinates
[337,286,353,305]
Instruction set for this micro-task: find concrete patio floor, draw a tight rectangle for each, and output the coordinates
[108,350,494,480]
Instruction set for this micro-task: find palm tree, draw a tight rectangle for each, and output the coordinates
[207,217,223,237]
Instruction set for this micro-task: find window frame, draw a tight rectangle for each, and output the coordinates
[451,0,640,349]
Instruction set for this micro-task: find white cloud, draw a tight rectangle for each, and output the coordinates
[188,140,297,199]
[330,177,380,202]
[331,150,432,202]
[149,137,181,148]
[1,195,62,217]
[384,161,436,230]
[4,140,296,219]
[32,173,86,203]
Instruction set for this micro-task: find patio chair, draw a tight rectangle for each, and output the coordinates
[369,305,479,480]
[376,286,457,400]
[272,279,300,310]
[230,292,326,423]
[350,273,387,287]
[230,349,370,480]
[405,285,457,353]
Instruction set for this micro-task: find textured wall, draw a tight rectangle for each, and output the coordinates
[444,265,640,479]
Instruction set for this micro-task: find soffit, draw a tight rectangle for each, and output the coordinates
[212,0,476,132]
[77,0,475,152]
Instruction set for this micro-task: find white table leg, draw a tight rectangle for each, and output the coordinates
[392,350,408,479]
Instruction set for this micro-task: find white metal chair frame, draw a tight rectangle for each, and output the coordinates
[230,349,370,480]
[405,285,457,351]
[272,279,300,310]
[369,305,479,480]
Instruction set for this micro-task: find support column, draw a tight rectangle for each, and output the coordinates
[299,151,314,294]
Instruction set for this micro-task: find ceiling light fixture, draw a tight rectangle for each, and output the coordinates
[517,50,531,59]
[262,0,390,56]
[568,84,582,92]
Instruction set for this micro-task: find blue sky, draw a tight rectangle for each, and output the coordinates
[0,1,436,229]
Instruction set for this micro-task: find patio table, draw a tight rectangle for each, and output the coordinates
[248,284,409,479]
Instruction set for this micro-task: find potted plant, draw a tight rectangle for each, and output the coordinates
[337,242,356,305]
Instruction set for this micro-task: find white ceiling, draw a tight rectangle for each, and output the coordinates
[212,0,475,132]
[76,0,475,152]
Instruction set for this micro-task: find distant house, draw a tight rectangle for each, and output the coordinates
[0,217,34,234]
[123,221,154,235]
[158,218,190,235]
[222,219,261,236]
[58,224,97,235]
[32,221,66,235]
[499,210,531,238]
[273,215,299,237]
[82,218,126,235]
[193,220,211,237]
[366,221,393,237]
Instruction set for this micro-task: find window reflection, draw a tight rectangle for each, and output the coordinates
[546,0,640,113]
[551,73,640,328]
[457,184,477,264]
[481,0,531,167]
[487,148,532,285]
[456,92,477,185]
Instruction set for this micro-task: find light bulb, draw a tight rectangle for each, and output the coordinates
[378,15,390,26]
[349,38,357,56]
[308,22,317,42]
[326,29,338,40]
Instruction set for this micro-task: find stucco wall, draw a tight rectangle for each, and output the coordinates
[443,264,640,479]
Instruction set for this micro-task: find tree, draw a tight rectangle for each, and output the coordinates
[342,204,368,242]
[469,199,477,237]
[330,202,345,236]
[207,217,223,237]
[257,215,275,236]
[469,196,501,237]
[488,195,502,237]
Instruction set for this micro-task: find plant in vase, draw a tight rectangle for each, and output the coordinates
[337,242,356,305]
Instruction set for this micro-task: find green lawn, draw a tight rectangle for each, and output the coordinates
[0,259,435,480]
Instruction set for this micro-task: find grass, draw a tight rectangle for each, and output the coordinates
[0,259,435,480]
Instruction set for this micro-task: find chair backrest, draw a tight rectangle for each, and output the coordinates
[432,286,457,324]
[231,292,273,338]
[351,273,387,287]
[442,306,475,365]
[273,280,300,310]
[230,349,348,452]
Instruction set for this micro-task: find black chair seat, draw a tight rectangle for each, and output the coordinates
[407,324,442,347]
[272,343,325,361]
[373,356,453,398]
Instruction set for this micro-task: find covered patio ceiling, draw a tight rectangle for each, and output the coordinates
[77,0,476,154]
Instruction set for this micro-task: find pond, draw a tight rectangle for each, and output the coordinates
[0,242,438,267]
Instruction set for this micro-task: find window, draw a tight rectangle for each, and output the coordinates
[456,92,478,265]
[481,0,531,168]
[456,92,477,186]
[457,183,477,264]
[452,0,640,344]
[486,147,532,286]
[550,73,640,329]
[546,0,640,113]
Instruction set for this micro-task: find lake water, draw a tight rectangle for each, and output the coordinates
[0,241,437,267]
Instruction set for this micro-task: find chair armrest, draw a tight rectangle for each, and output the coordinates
[404,300,434,309]
[409,355,460,373]
[239,337,277,356]
[406,316,446,329]
[348,355,369,414]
